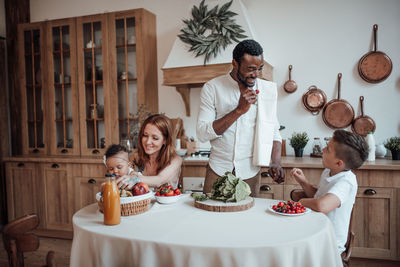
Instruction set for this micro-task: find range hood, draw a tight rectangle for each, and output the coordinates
[162,0,273,116]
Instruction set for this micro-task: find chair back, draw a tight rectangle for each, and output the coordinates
[2,214,40,267]
[342,206,355,267]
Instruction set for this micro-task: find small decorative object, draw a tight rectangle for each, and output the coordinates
[128,35,136,44]
[310,137,323,157]
[375,144,387,158]
[64,75,71,83]
[384,137,400,160]
[178,0,247,65]
[120,71,127,80]
[289,132,309,157]
[89,104,97,119]
[86,40,95,48]
[100,137,106,148]
[66,139,73,148]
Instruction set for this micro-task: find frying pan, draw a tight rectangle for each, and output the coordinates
[302,85,327,115]
[283,65,297,93]
[351,96,376,137]
[358,24,392,83]
[322,73,355,129]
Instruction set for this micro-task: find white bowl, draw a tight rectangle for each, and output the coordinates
[176,149,187,157]
[156,195,181,204]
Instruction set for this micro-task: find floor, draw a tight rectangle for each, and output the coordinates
[0,237,71,267]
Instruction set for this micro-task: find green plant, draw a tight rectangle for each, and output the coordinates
[289,132,309,150]
[178,0,247,65]
[384,137,400,152]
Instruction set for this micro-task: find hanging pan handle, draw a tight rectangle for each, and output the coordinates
[288,65,293,80]
[373,24,378,52]
[359,96,365,116]
[337,73,342,100]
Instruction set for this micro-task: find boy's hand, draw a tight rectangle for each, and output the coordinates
[290,168,307,184]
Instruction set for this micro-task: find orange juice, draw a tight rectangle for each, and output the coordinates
[103,174,121,225]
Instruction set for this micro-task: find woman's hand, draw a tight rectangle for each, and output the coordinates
[116,174,135,190]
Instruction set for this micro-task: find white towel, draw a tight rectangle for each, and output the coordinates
[253,80,280,166]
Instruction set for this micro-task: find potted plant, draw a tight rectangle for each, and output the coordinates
[384,137,400,160]
[289,132,309,157]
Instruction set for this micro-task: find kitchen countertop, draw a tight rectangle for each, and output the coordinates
[183,155,400,170]
[3,155,400,170]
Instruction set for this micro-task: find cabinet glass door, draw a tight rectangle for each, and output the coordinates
[115,16,137,151]
[20,25,46,154]
[48,19,79,155]
[77,15,109,156]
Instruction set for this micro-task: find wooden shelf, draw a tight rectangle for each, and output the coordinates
[116,44,136,48]
[162,61,273,116]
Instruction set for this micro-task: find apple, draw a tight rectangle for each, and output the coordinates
[132,182,149,196]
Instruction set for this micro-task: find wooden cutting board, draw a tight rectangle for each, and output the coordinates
[194,197,254,212]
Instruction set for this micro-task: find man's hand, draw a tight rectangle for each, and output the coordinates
[236,88,257,115]
[268,163,285,184]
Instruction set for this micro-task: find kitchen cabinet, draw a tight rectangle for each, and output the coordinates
[16,8,158,156]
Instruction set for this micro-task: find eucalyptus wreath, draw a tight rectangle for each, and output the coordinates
[178,0,247,65]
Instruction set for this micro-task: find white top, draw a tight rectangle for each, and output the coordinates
[196,73,281,179]
[70,196,342,267]
[314,169,358,254]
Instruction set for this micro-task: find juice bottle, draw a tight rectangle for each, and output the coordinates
[103,174,121,225]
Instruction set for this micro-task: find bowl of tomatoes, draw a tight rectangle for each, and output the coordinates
[155,185,181,204]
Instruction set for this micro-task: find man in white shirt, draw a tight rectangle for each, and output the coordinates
[196,39,284,196]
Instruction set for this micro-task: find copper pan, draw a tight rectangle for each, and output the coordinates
[283,65,297,93]
[322,73,354,129]
[302,85,327,115]
[358,24,392,83]
[351,96,376,137]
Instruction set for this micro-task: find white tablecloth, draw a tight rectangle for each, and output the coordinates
[70,195,342,267]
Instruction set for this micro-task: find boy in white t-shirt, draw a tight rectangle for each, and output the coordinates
[290,130,368,254]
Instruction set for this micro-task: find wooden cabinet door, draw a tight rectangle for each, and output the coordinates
[5,162,40,221]
[352,187,397,260]
[38,162,74,231]
[73,163,105,211]
[77,14,111,156]
[258,183,284,200]
[18,22,48,155]
[108,9,158,148]
[46,18,80,156]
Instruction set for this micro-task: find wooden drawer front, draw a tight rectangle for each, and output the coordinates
[352,187,397,260]
[5,162,39,220]
[258,183,283,200]
[283,184,303,202]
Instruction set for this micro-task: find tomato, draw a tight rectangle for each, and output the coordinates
[155,192,160,196]
[174,188,181,195]
[278,202,284,207]
[165,190,175,197]
[272,205,277,210]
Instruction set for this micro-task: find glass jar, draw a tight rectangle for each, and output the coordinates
[312,137,323,156]
[103,174,121,225]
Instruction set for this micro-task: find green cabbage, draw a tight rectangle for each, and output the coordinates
[210,172,251,202]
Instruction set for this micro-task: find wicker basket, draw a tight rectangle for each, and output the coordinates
[96,192,152,216]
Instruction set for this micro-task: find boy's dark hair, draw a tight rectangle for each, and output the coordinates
[105,144,128,159]
[232,39,263,64]
[332,130,368,170]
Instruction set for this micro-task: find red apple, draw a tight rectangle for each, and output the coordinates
[132,182,149,196]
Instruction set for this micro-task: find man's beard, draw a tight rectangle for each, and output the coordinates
[237,70,255,88]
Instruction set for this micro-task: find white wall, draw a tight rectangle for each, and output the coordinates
[30,0,400,155]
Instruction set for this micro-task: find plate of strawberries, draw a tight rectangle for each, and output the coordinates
[269,200,310,216]
[154,185,182,204]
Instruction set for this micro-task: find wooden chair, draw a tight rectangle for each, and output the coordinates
[290,189,355,266]
[2,214,56,267]
[341,207,355,267]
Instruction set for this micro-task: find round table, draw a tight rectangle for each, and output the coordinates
[70,195,342,267]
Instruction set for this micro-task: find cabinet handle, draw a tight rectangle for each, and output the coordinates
[260,185,271,191]
[88,179,96,184]
[61,149,68,153]
[261,171,270,177]
[51,163,59,168]
[92,149,100,154]
[17,163,25,167]
[364,189,376,195]
[33,149,39,153]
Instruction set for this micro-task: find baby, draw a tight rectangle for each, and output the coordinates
[101,144,140,192]
[290,130,368,254]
